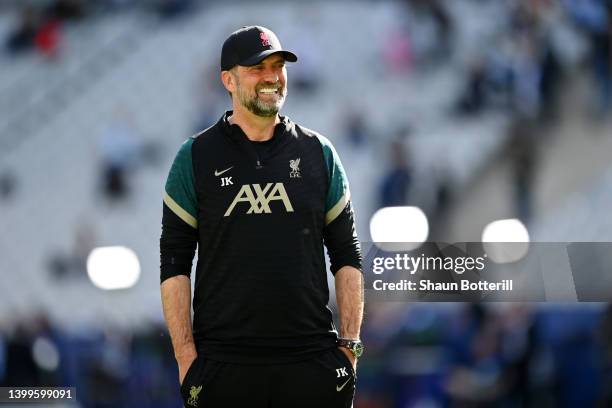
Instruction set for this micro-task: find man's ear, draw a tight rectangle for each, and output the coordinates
[221,70,235,93]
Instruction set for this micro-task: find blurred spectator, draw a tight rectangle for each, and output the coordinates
[4,6,39,55]
[509,120,537,223]
[155,0,193,20]
[382,26,413,75]
[3,324,40,387]
[499,305,543,407]
[455,56,490,116]
[379,139,413,207]
[445,305,509,406]
[591,2,612,116]
[538,40,562,121]
[46,0,86,21]
[34,18,61,59]
[406,0,454,64]
[28,313,63,387]
[47,219,97,280]
[511,33,545,119]
[343,110,371,148]
[127,323,178,406]
[97,110,142,201]
[564,0,612,116]
[429,161,454,239]
[5,5,63,59]
[85,330,130,407]
[454,0,563,122]
[0,170,17,201]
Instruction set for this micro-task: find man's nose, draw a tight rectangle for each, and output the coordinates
[262,68,279,83]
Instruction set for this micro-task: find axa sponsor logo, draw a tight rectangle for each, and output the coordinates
[224,183,294,216]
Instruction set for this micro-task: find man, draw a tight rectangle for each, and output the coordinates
[160,25,364,408]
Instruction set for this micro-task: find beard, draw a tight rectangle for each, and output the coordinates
[235,80,287,117]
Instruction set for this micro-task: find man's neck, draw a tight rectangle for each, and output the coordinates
[228,106,280,142]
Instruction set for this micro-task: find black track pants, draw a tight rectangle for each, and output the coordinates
[180,348,356,408]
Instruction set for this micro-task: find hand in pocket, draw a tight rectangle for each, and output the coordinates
[179,355,198,386]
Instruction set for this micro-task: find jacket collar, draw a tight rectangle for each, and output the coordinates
[219,110,292,142]
[217,111,294,169]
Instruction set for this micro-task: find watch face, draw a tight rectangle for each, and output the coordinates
[352,342,364,358]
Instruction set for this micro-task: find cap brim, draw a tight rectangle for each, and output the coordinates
[240,49,298,66]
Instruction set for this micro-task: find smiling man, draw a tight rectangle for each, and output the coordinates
[160,26,363,408]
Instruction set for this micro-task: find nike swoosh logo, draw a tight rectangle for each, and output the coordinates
[214,167,233,176]
[336,378,351,392]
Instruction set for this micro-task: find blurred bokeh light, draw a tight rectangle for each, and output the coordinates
[86,246,141,290]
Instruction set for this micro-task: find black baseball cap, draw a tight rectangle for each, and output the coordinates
[221,26,297,71]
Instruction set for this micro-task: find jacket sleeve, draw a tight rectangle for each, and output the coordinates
[160,138,198,283]
[318,135,363,275]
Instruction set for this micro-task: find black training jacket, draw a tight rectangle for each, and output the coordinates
[160,111,362,364]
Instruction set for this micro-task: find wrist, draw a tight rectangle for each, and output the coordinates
[338,336,360,341]
[175,347,197,363]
